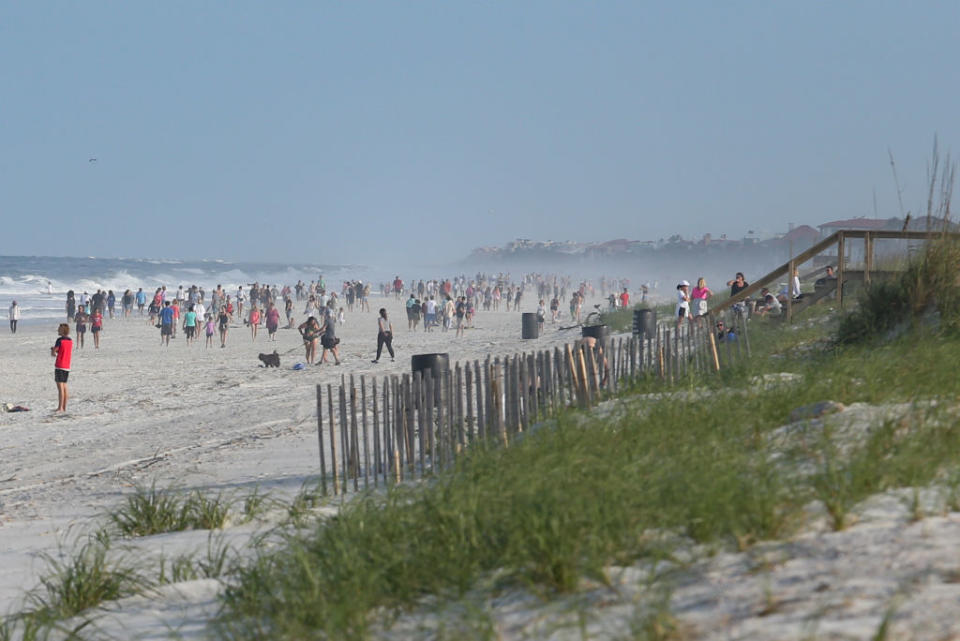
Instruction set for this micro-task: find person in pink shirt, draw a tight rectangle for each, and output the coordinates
[249,305,261,341]
[690,277,712,318]
[265,302,280,341]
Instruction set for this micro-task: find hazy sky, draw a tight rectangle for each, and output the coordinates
[2,1,958,267]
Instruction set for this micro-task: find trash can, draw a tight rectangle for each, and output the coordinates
[633,309,656,339]
[581,324,609,341]
[521,312,539,339]
[411,353,450,380]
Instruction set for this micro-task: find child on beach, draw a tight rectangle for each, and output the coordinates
[204,314,215,348]
[690,278,712,318]
[90,307,103,349]
[51,324,72,412]
[337,307,345,326]
[74,308,87,349]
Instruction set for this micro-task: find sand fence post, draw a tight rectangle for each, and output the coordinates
[316,384,327,496]
[372,378,380,486]
[349,375,360,491]
[465,363,474,442]
[361,377,370,490]
[327,384,339,495]
[474,360,485,441]
[403,374,415,474]
[414,371,425,475]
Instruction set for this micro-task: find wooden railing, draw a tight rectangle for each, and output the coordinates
[710,229,960,322]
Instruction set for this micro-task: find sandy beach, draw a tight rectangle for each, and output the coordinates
[0,293,605,620]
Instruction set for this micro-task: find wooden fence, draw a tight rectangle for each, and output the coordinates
[313,313,751,496]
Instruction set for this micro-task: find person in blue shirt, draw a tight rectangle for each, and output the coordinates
[136,288,147,315]
[159,301,176,346]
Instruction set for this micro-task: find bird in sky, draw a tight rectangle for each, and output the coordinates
[88,158,97,163]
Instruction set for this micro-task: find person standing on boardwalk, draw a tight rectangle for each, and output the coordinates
[371,308,395,363]
[51,323,72,412]
[9,300,20,333]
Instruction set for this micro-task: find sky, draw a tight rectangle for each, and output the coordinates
[1,1,959,267]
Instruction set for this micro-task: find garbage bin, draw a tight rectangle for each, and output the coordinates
[633,309,656,339]
[411,353,450,380]
[581,324,609,341]
[521,312,539,339]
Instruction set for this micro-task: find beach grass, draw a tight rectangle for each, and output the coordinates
[110,483,232,537]
[212,295,960,640]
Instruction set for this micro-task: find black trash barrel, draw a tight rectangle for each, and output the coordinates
[633,309,656,339]
[581,324,609,341]
[521,312,539,339]
[411,353,450,380]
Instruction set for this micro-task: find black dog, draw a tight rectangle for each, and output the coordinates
[258,351,280,368]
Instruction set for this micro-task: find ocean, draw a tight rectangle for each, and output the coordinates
[0,255,367,325]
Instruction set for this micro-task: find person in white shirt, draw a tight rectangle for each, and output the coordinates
[9,300,20,333]
[676,280,691,328]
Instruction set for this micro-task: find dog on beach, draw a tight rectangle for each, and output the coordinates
[258,351,280,368]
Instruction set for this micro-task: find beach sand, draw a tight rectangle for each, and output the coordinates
[0,294,601,620]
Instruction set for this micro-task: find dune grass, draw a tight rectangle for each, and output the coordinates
[110,483,232,537]
[214,308,960,640]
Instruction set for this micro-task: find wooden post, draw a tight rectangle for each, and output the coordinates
[339,382,351,487]
[491,360,506,446]
[786,259,795,323]
[518,355,528,433]
[465,363,474,442]
[864,231,873,285]
[577,344,591,406]
[437,368,446,467]
[393,376,403,481]
[403,374,415,473]
[455,364,465,450]
[837,231,846,308]
[474,360,485,441]
[708,329,720,372]
[414,371,425,473]
[484,356,493,437]
[349,376,359,491]
[424,370,435,470]
[564,344,581,407]
[372,378,380,486]
[544,350,555,417]
[383,376,391,482]
[316,384,326,496]
[327,384,339,495]
[361,377,370,490]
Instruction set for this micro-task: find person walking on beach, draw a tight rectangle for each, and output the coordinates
[90,307,103,349]
[537,299,546,334]
[204,314,215,348]
[298,316,321,364]
[454,296,466,337]
[218,306,230,348]
[159,301,175,346]
[249,305,260,341]
[266,302,280,341]
[319,310,341,365]
[51,323,72,412]
[136,288,146,315]
[66,291,76,321]
[183,304,199,345]
[74,306,87,349]
[9,300,20,333]
[371,308,395,363]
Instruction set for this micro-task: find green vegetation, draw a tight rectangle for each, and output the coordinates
[110,483,231,537]
[839,236,960,343]
[216,310,960,640]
